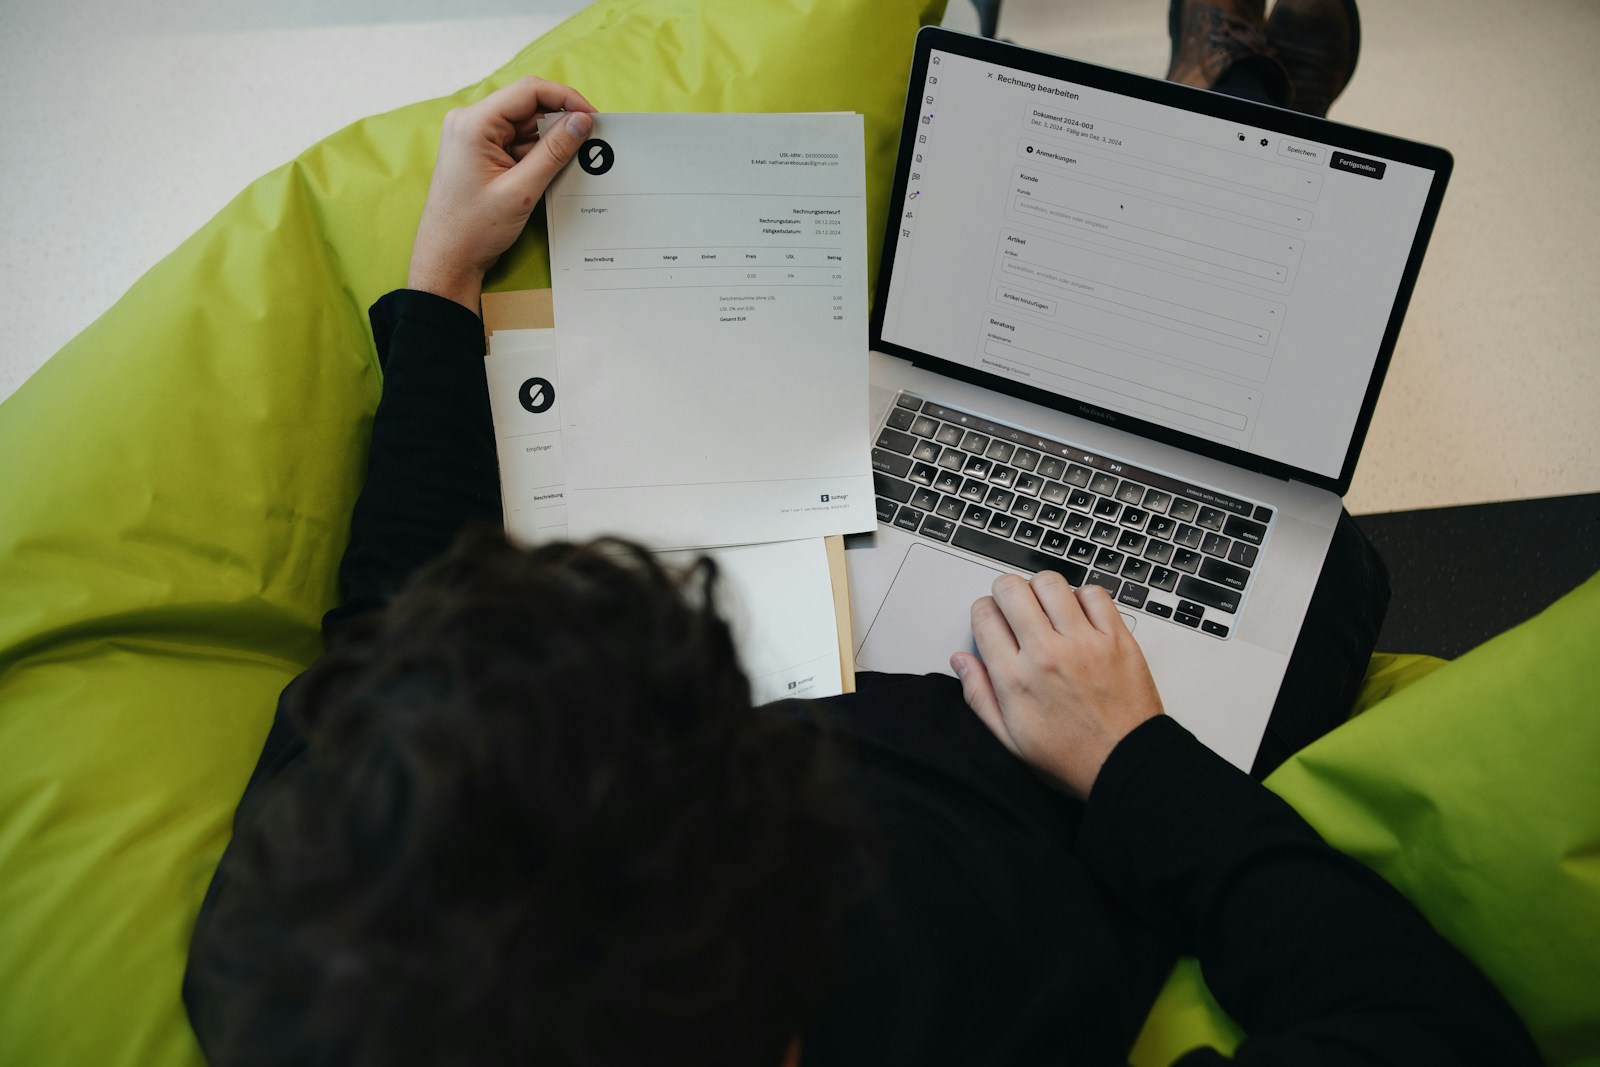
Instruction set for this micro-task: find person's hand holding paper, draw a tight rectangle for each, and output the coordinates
[545,113,876,551]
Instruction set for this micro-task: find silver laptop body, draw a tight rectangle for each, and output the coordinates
[846,28,1452,770]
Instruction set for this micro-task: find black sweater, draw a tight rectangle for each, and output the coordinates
[186,289,1538,1067]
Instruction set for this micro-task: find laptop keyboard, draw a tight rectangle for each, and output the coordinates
[873,392,1275,639]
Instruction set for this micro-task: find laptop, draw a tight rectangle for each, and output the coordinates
[846,27,1453,770]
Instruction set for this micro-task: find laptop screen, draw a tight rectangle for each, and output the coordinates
[872,28,1452,494]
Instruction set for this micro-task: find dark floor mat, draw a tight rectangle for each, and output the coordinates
[1353,493,1600,659]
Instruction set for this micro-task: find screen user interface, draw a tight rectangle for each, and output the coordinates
[880,48,1439,481]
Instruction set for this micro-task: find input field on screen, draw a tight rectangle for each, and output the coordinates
[1016,139,1313,231]
[998,260,1269,347]
[1021,105,1324,202]
[981,339,1250,433]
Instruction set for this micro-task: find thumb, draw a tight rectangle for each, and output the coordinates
[512,110,594,195]
[952,652,1020,759]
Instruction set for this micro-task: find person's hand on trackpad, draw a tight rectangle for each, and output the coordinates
[951,572,1163,799]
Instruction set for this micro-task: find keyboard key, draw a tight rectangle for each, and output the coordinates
[1229,541,1259,568]
[921,516,956,542]
[1145,601,1174,618]
[1012,448,1040,472]
[1037,457,1066,480]
[1200,557,1252,591]
[1115,480,1146,504]
[1201,619,1230,638]
[1119,506,1149,529]
[875,497,897,523]
[886,407,916,431]
[962,503,993,528]
[989,464,1017,488]
[1196,506,1227,532]
[985,487,1016,511]
[952,527,1087,586]
[936,447,965,471]
[1093,497,1122,519]
[1039,504,1067,528]
[935,495,965,520]
[1144,540,1174,565]
[912,439,941,463]
[1117,583,1149,610]
[1149,566,1179,592]
[1170,499,1199,522]
[960,431,990,454]
[1062,464,1092,487]
[1041,530,1070,555]
[877,427,917,454]
[1177,599,1207,617]
[1090,521,1119,545]
[1177,576,1242,614]
[1253,504,1275,523]
[1175,524,1204,549]
[1089,473,1118,496]
[963,455,992,478]
[1063,512,1092,537]
[935,423,965,447]
[1201,532,1231,558]
[1066,488,1092,510]
[874,472,915,503]
[893,505,923,532]
[1174,611,1202,628]
[910,487,939,511]
[986,440,1016,463]
[1014,473,1044,497]
[894,393,922,410]
[909,462,937,486]
[1122,558,1152,585]
[934,469,962,494]
[910,415,940,438]
[959,478,988,503]
[1042,481,1070,505]
[1172,548,1202,574]
[1142,489,1172,513]
[1117,530,1147,554]
[988,513,1019,538]
[1016,521,1044,547]
[1224,514,1268,545]
[1084,571,1122,595]
[872,448,912,478]
[1011,497,1040,521]
[1147,516,1176,540]
[1093,547,1126,573]
[1067,538,1097,562]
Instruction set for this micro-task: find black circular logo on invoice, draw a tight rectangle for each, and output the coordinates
[578,138,615,176]
[519,377,555,414]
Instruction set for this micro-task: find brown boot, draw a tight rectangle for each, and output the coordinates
[1266,0,1361,117]
[1167,0,1290,99]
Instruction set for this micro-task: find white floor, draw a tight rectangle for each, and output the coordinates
[3,0,1597,514]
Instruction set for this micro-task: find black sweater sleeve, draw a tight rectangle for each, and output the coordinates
[1078,715,1539,1067]
[320,289,502,641]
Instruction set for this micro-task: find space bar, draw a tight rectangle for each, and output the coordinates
[951,527,1089,586]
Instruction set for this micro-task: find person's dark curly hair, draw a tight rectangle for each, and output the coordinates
[198,529,865,1067]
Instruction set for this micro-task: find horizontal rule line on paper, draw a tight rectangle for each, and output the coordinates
[570,475,865,491]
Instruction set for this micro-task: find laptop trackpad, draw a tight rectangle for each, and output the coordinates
[857,542,1137,678]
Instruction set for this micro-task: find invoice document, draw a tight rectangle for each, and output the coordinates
[485,326,845,705]
[546,112,875,551]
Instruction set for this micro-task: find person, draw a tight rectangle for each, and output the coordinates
[184,22,1539,1067]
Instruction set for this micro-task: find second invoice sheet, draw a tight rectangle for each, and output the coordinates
[546,113,876,551]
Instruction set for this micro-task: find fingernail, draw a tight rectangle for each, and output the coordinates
[950,655,968,679]
[565,111,592,137]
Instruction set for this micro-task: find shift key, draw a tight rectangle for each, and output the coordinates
[1177,575,1241,614]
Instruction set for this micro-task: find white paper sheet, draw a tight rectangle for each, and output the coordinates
[486,330,843,704]
[546,112,876,551]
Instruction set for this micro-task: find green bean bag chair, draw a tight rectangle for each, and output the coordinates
[0,0,1595,1063]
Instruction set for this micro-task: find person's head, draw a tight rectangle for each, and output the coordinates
[198,529,864,1067]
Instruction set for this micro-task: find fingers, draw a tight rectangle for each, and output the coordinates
[507,109,594,197]
[1029,568,1090,636]
[970,594,1018,661]
[476,76,596,125]
[989,573,1056,647]
[1076,582,1126,635]
[951,652,1021,759]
